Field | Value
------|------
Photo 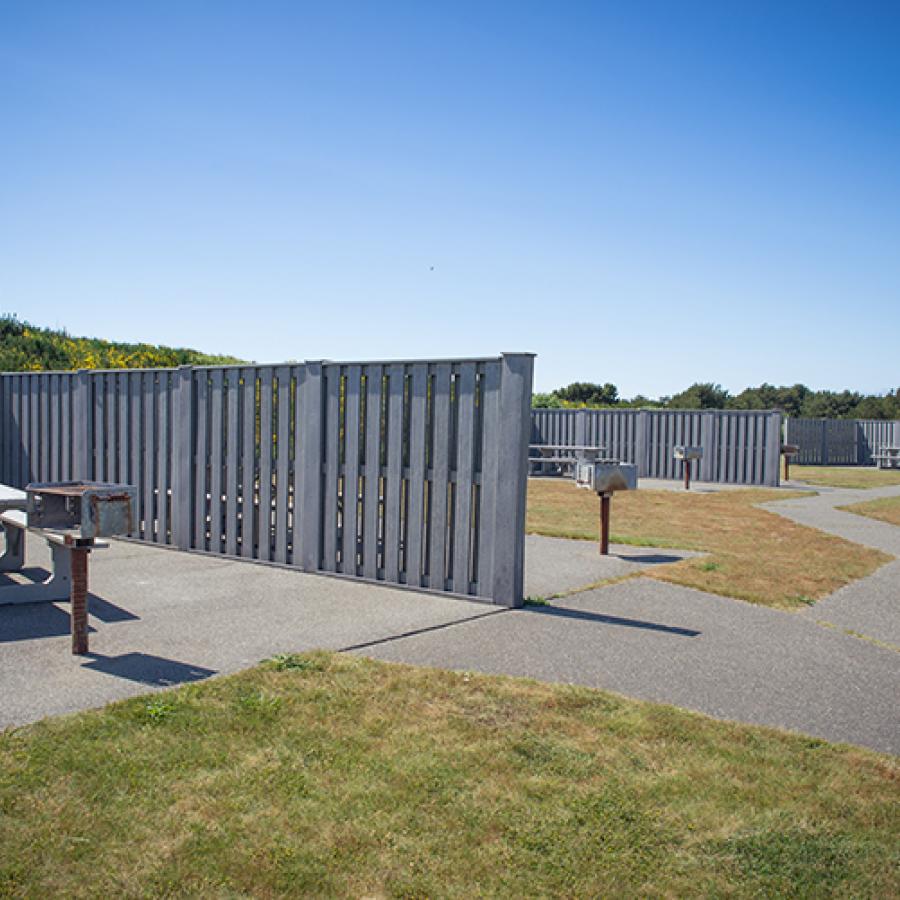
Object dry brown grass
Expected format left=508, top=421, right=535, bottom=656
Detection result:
left=527, top=479, right=891, bottom=609
left=791, top=465, right=900, bottom=489
left=840, top=495, right=900, bottom=527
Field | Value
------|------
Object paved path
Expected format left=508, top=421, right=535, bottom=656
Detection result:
left=358, top=577, right=900, bottom=754
left=763, top=484, right=900, bottom=646
left=2, top=488, right=898, bottom=755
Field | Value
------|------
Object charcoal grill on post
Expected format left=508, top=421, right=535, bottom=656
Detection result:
left=26, top=481, right=137, bottom=654
left=575, top=461, right=638, bottom=554
left=673, top=446, right=703, bottom=490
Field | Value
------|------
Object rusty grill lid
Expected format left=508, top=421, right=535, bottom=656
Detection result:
left=25, top=481, right=131, bottom=498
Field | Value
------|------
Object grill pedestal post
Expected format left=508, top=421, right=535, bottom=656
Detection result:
left=599, top=493, right=611, bottom=556
left=70, top=545, right=90, bottom=655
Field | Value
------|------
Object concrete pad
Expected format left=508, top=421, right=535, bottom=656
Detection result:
left=0, top=535, right=494, bottom=730
left=524, top=534, right=699, bottom=599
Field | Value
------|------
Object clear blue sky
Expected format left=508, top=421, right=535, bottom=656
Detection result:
left=1, top=1, right=897, bottom=395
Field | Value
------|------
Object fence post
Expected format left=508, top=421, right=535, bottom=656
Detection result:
left=172, top=365, right=195, bottom=550
left=296, top=361, right=325, bottom=572
left=575, top=409, right=586, bottom=447
left=73, top=370, right=91, bottom=480
left=635, top=410, right=649, bottom=476
left=490, top=352, right=534, bottom=607
left=701, top=411, right=716, bottom=482
left=763, top=411, right=782, bottom=486
left=820, top=420, right=828, bottom=466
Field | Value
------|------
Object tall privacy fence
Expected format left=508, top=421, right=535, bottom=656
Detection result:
left=531, top=408, right=782, bottom=486
left=784, top=418, right=900, bottom=466
left=0, top=354, right=534, bottom=606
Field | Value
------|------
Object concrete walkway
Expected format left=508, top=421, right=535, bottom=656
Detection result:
left=1, top=487, right=898, bottom=754
left=763, top=484, right=900, bottom=646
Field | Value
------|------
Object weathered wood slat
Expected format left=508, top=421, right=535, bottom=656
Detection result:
left=322, top=365, right=341, bottom=572
left=405, top=365, right=427, bottom=586
left=428, top=364, right=452, bottom=591
left=258, top=367, right=274, bottom=562
left=362, top=364, right=382, bottom=580
left=342, top=365, right=362, bottom=576
left=194, top=371, right=210, bottom=550
left=383, top=364, right=404, bottom=583
left=274, top=366, right=291, bottom=564
left=209, top=369, right=225, bottom=553
left=225, top=369, right=240, bottom=556
left=241, top=368, right=257, bottom=558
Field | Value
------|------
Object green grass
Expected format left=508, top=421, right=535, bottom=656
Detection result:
left=790, top=465, right=900, bottom=489
left=1, top=652, right=898, bottom=897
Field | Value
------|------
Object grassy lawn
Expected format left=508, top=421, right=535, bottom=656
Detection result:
left=840, top=495, right=900, bottom=527
left=527, top=480, right=891, bottom=609
left=790, top=465, right=900, bottom=489
left=1, top=653, right=898, bottom=898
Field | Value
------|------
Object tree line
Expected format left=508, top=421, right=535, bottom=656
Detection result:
left=533, top=381, right=900, bottom=420
left=0, top=315, right=241, bottom=372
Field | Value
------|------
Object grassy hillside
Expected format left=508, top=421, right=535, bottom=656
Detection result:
left=0, top=315, right=243, bottom=371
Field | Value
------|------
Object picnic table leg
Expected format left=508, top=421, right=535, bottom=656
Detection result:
left=599, top=493, right=611, bottom=555
left=70, top=546, right=90, bottom=655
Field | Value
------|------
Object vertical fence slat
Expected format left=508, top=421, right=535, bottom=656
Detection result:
left=406, top=365, right=428, bottom=587
left=428, top=364, right=451, bottom=591
left=258, top=367, right=274, bottom=562
left=362, top=364, right=382, bottom=580
left=321, top=365, right=341, bottom=572
left=383, top=364, right=404, bottom=584
left=241, top=368, right=257, bottom=558
left=342, top=365, right=362, bottom=576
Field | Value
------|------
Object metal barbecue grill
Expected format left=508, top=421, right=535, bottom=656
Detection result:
left=26, top=481, right=137, bottom=541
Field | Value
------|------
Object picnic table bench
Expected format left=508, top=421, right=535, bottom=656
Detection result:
left=872, top=447, right=900, bottom=469
left=0, top=484, right=109, bottom=605
left=1, top=482, right=116, bottom=654
left=529, top=444, right=607, bottom=475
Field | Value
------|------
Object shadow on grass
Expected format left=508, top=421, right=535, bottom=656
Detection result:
left=615, top=553, right=686, bottom=565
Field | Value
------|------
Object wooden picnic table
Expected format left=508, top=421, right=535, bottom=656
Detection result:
left=528, top=444, right=608, bottom=475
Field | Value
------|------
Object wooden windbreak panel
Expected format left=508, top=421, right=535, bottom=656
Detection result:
left=0, top=355, right=534, bottom=605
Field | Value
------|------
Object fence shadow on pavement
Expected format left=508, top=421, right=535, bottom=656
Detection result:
left=81, top=652, right=217, bottom=687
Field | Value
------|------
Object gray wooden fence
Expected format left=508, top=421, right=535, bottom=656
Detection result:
left=0, top=354, right=534, bottom=606
left=785, top=418, right=900, bottom=466
left=531, top=408, right=782, bottom=486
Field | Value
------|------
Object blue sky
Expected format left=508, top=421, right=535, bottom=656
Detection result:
left=1, top=1, right=897, bottom=395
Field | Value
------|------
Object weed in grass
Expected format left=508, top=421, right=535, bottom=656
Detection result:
left=524, top=596, right=549, bottom=606
left=142, top=695, right=179, bottom=724
left=698, top=561, right=720, bottom=572
left=237, top=690, right=282, bottom=716
left=266, top=652, right=330, bottom=673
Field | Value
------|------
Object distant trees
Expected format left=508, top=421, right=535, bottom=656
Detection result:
left=534, top=378, right=900, bottom=420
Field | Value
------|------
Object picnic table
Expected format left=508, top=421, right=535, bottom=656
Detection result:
left=0, top=482, right=110, bottom=654
left=529, top=444, right=607, bottom=475
left=873, top=447, right=900, bottom=469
